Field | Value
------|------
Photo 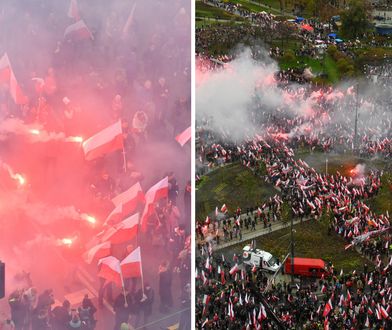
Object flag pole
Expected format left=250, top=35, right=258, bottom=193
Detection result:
left=122, top=145, right=127, bottom=173
left=119, top=267, right=128, bottom=307
left=140, top=247, right=145, bottom=297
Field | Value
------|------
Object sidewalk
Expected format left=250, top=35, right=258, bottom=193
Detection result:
left=214, top=216, right=311, bottom=251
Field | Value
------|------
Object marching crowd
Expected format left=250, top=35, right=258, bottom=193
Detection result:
left=196, top=133, right=391, bottom=329
left=196, top=54, right=391, bottom=328
left=1, top=0, right=191, bottom=329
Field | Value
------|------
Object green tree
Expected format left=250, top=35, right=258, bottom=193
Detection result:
left=340, top=0, right=370, bottom=39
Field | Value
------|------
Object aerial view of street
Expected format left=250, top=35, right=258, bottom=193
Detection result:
left=195, top=0, right=391, bottom=329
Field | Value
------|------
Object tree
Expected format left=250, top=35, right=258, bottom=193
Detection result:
left=340, top=0, right=370, bottom=39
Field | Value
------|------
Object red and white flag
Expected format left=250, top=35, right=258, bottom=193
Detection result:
left=221, top=204, right=227, bottom=213
left=67, top=0, right=80, bottom=20
left=97, top=256, right=121, bottom=286
left=82, top=120, right=123, bottom=161
left=380, top=305, right=389, bottom=319
left=175, top=126, right=191, bottom=147
left=229, top=264, right=239, bottom=275
left=83, top=241, right=111, bottom=264
left=64, top=19, right=93, bottom=40
left=323, top=299, right=333, bottom=317
left=120, top=246, right=142, bottom=278
left=0, top=53, right=28, bottom=104
left=105, top=182, right=145, bottom=225
left=203, top=294, right=211, bottom=306
left=258, top=303, right=267, bottom=321
left=364, top=315, right=370, bottom=327
left=140, top=177, right=168, bottom=230
left=101, top=213, right=139, bottom=244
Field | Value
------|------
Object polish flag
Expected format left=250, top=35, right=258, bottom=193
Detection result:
left=105, top=182, right=145, bottom=225
left=0, top=53, right=28, bottom=104
left=97, top=256, right=121, bottom=286
left=376, top=307, right=382, bottom=320
left=101, top=213, right=139, bottom=244
left=82, top=120, right=123, bottom=161
left=140, top=177, right=168, bottom=230
left=83, top=241, right=111, bottom=264
left=229, top=264, right=239, bottom=275
left=175, top=126, right=191, bottom=147
left=202, top=294, right=211, bottom=306
left=323, top=299, right=333, bottom=317
left=364, top=315, right=370, bottom=327
left=67, top=0, right=80, bottom=20
left=221, top=204, right=227, bottom=213
left=120, top=246, right=142, bottom=278
left=380, top=305, right=389, bottom=319
left=64, top=19, right=93, bottom=40
left=258, top=303, right=267, bottom=321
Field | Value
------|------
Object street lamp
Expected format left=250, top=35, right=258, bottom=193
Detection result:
left=325, top=157, right=328, bottom=175
left=353, top=83, right=359, bottom=153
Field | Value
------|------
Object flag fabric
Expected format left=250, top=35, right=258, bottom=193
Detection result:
left=203, top=294, right=211, bottom=306
left=97, top=256, right=121, bottom=286
left=64, top=19, right=93, bottom=40
left=105, top=182, right=145, bottom=225
left=101, top=213, right=139, bottom=244
left=83, top=241, right=111, bottom=264
left=221, top=204, right=227, bottom=213
left=258, top=303, right=267, bottom=321
left=323, top=299, right=333, bottom=317
left=122, top=3, right=137, bottom=38
left=0, top=53, right=28, bottom=104
left=380, top=305, right=389, bottom=319
left=67, top=0, right=80, bottom=20
left=120, top=246, right=142, bottom=278
left=140, top=177, right=169, bottom=231
left=82, top=120, right=123, bottom=161
left=229, top=264, right=239, bottom=275
left=175, top=126, right=191, bottom=147
left=364, top=315, right=369, bottom=327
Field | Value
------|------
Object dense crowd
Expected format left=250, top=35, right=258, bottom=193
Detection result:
left=1, top=0, right=190, bottom=329
left=196, top=245, right=392, bottom=329
left=196, top=135, right=391, bottom=329
left=196, top=51, right=391, bottom=329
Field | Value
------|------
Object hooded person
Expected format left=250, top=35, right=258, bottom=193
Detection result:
left=133, top=283, right=154, bottom=329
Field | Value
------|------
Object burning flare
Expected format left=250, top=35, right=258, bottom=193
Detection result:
left=81, top=213, right=96, bottom=224
left=30, top=129, right=40, bottom=135
left=1, top=162, right=26, bottom=186
left=61, top=238, right=73, bottom=246
left=66, top=136, right=83, bottom=143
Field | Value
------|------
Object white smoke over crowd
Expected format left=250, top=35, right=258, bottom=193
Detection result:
left=197, top=49, right=392, bottom=142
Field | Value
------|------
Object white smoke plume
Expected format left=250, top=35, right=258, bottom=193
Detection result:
left=0, top=117, right=82, bottom=143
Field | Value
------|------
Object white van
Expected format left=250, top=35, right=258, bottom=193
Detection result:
left=242, top=245, right=280, bottom=272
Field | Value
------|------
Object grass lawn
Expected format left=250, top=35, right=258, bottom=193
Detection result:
left=278, top=56, right=324, bottom=74
left=196, top=162, right=275, bottom=220
left=323, top=55, right=339, bottom=84
left=232, top=218, right=370, bottom=272
left=368, top=172, right=392, bottom=215
left=196, top=1, right=243, bottom=21
left=294, top=151, right=387, bottom=175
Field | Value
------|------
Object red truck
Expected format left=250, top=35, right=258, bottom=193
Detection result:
left=284, top=257, right=328, bottom=278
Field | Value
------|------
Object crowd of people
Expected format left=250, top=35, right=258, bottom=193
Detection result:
left=196, top=44, right=391, bottom=328
left=196, top=133, right=391, bottom=329
left=0, top=0, right=191, bottom=329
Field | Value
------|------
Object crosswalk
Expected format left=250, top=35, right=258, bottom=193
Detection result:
left=76, top=266, right=114, bottom=313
